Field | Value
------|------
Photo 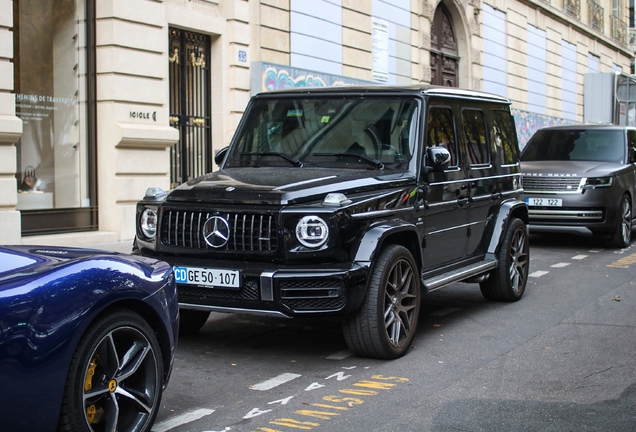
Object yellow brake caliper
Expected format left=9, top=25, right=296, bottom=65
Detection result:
left=84, top=356, right=98, bottom=423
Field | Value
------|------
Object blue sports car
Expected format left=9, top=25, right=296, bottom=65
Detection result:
left=0, top=245, right=178, bottom=432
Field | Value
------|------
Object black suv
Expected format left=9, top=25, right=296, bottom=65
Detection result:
left=521, top=125, right=636, bottom=248
left=135, top=85, right=529, bottom=359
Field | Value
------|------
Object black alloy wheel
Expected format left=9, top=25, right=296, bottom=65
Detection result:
left=342, top=244, right=420, bottom=359
left=609, top=194, right=632, bottom=248
left=480, top=217, right=529, bottom=302
left=178, top=309, right=211, bottom=336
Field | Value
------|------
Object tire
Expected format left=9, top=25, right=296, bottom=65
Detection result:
left=342, top=245, right=420, bottom=359
left=58, top=309, right=163, bottom=432
left=178, top=309, right=210, bottom=336
left=480, top=217, right=529, bottom=302
left=609, top=194, right=632, bottom=248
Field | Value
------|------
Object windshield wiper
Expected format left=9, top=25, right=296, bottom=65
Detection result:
left=240, top=152, right=303, bottom=167
left=312, top=152, right=384, bottom=169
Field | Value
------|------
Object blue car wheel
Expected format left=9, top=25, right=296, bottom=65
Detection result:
left=58, top=309, right=163, bottom=432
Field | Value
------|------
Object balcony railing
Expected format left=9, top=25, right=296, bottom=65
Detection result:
left=565, top=0, right=580, bottom=20
left=612, top=16, right=628, bottom=45
left=587, top=0, right=604, bottom=32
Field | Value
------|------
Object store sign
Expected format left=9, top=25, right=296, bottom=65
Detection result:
left=130, top=111, right=157, bottom=121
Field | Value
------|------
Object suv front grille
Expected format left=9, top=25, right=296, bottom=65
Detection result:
left=523, top=176, right=583, bottom=193
left=161, top=209, right=278, bottom=251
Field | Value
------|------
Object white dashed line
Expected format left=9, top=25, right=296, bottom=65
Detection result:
left=326, top=350, right=353, bottom=360
left=430, top=307, right=461, bottom=316
left=152, top=408, right=215, bottom=432
left=572, top=255, right=588, bottom=260
left=250, top=373, right=302, bottom=391
left=551, top=262, right=571, bottom=268
left=529, top=271, right=549, bottom=278
left=589, top=249, right=603, bottom=253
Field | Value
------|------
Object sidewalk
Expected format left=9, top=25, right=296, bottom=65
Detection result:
left=92, top=241, right=134, bottom=254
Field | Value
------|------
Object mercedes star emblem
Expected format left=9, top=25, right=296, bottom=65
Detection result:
left=202, top=216, right=230, bottom=248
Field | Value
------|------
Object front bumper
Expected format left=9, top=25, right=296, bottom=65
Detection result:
left=524, top=188, right=620, bottom=235
left=153, top=256, right=370, bottom=318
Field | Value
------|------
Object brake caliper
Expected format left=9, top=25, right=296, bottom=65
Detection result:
left=84, top=356, right=98, bottom=391
left=86, top=405, right=96, bottom=424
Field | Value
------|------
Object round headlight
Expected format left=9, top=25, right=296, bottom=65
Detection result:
left=140, top=208, right=158, bottom=239
left=295, top=216, right=329, bottom=248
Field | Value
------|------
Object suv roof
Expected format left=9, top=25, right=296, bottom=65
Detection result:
left=536, top=124, right=636, bottom=132
left=255, top=84, right=512, bottom=105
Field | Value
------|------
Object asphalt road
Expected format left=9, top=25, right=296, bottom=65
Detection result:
left=150, top=233, right=636, bottom=432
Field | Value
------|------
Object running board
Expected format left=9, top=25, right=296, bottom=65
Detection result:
left=423, top=259, right=497, bottom=292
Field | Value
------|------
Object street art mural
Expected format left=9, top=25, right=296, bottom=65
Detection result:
left=252, top=62, right=370, bottom=96
left=512, top=108, right=578, bottom=149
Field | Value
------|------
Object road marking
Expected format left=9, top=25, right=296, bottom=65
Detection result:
left=430, top=307, right=460, bottom=316
left=529, top=271, right=549, bottom=278
left=572, top=255, right=588, bottom=260
left=551, top=262, right=571, bottom=268
left=251, top=373, right=302, bottom=391
left=326, top=350, right=353, bottom=360
left=152, top=408, right=215, bottom=432
left=607, top=252, right=636, bottom=268
left=589, top=249, right=603, bottom=253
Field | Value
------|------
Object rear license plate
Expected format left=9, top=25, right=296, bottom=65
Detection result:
left=174, top=266, right=241, bottom=289
left=526, top=197, right=562, bottom=207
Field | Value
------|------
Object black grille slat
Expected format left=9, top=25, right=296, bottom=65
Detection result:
left=161, top=209, right=278, bottom=252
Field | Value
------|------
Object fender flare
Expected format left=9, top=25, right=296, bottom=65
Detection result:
left=353, top=220, right=421, bottom=266
left=486, top=199, right=529, bottom=255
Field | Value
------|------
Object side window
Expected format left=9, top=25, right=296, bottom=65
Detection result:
left=462, top=109, right=490, bottom=166
left=491, top=110, right=519, bottom=165
left=427, top=106, right=458, bottom=167
left=628, top=130, right=636, bottom=163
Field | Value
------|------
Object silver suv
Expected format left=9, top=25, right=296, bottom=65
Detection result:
left=520, top=124, right=636, bottom=248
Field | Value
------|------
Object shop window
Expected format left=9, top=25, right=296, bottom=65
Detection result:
left=13, top=0, right=96, bottom=234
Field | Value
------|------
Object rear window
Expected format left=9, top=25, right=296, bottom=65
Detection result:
left=521, top=129, right=625, bottom=163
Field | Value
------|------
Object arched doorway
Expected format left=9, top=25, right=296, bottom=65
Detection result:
left=430, top=3, right=459, bottom=87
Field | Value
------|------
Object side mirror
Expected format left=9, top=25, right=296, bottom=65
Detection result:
left=214, top=146, right=229, bottom=166
left=426, top=146, right=451, bottom=171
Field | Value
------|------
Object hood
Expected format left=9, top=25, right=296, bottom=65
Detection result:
left=520, top=160, right=625, bottom=178
left=0, top=246, right=169, bottom=287
left=166, top=167, right=417, bottom=205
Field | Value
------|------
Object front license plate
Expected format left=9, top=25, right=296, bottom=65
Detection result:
left=526, top=197, right=562, bottom=207
left=174, top=266, right=241, bottom=289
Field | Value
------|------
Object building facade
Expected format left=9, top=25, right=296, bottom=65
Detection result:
left=0, top=0, right=633, bottom=246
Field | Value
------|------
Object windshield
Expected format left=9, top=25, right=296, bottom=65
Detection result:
left=521, top=129, right=625, bottom=163
left=225, top=97, right=418, bottom=170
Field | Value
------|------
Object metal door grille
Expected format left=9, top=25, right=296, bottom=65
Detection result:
left=168, top=28, right=211, bottom=187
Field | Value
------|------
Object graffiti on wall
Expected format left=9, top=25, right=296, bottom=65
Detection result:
left=512, top=108, right=579, bottom=149
left=252, top=62, right=370, bottom=96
